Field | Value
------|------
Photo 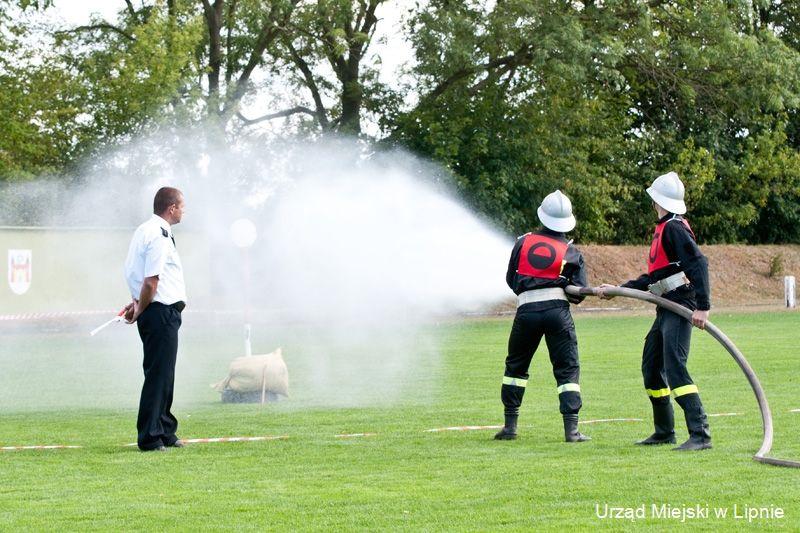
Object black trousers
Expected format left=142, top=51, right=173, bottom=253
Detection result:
left=136, top=302, right=182, bottom=450
left=641, top=307, right=709, bottom=438
left=642, top=308, right=696, bottom=398
left=501, top=302, right=582, bottom=416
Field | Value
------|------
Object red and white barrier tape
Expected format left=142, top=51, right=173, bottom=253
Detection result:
left=123, top=435, right=288, bottom=446
left=1, top=445, right=82, bottom=451
left=578, top=418, right=643, bottom=425
left=11, top=412, right=795, bottom=451
left=0, top=308, right=256, bottom=322
left=0, top=310, right=113, bottom=321
left=424, top=425, right=503, bottom=432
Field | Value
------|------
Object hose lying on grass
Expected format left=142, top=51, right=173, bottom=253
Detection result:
left=565, top=285, right=800, bottom=469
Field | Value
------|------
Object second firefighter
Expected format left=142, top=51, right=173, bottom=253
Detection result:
left=598, top=171, right=712, bottom=451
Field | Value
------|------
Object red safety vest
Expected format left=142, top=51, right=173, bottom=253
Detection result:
left=517, top=233, right=568, bottom=279
left=648, top=217, right=695, bottom=274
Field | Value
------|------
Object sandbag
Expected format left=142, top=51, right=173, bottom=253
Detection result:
left=212, top=347, right=289, bottom=398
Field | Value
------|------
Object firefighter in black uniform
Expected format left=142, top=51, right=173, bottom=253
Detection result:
left=495, top=190, right=590, bottom=442
left=598, top=171, right=712, bottom=451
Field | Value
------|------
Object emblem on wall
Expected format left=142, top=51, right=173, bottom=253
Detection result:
left=8, top=249, right=32, bottom=295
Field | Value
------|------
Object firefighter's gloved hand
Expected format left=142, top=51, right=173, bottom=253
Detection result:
left=692, top=309, right=709, bottom=330
left=596, top=284, right=617, bottom=300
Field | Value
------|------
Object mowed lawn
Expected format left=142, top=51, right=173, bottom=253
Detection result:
left=1, top=310, right=798, bottom=531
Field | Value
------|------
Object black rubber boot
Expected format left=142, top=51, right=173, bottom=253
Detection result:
left=674, top=395, right=712, bottom=451
left=563, top=414, right=591, bottom=442
left=636, top=399, right=676, bottom=445
left=494, top=414, right=518, bottom=440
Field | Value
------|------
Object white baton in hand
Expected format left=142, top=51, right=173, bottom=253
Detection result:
left=89, top=308, right=126, bottom=336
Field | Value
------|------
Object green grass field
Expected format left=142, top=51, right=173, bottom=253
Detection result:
left=1, top=310, right=799, bottom=531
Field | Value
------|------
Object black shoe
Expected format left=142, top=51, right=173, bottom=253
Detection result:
left=673, top=437, right=712, bottom=451
left=166, top=439, right=185, bottom=448
left=563, top=414, right=591, bottom=442
left=566, top=432, right=591, bottom=443
left=494, top=427, right=517, bottom=440
left=635, top=433, right=677, bottom=446
left=141, top=445, right=167, bottom=452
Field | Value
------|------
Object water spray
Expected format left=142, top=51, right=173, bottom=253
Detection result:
left=2, top=134, right=510, bottom=410
left=230, top=218, right=257, bottom=357
left=566, top=285, right=800, bottom=468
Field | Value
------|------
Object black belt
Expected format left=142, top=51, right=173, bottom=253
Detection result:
left=153, top=301, right=185, bottom=313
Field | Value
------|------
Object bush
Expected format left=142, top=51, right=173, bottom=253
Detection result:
left=769, top=253, right=784, bottom=278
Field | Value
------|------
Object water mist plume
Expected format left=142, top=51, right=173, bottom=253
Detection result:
left=0, top=132, right=514, bottom=409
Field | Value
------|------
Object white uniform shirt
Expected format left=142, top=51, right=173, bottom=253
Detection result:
left=124, top=214, right=187, bottom=305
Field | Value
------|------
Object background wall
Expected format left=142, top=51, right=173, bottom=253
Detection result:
left=0, top=227, right=212, bottom=314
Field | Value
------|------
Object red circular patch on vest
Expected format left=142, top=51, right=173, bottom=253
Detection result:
left=528, top=242, right=557, bottom=269
left=517, top=234, right=568, bottom=279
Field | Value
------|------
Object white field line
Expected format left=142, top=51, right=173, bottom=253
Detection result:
left=790, top=409, right=800, bottom=413
left=123, top=435, right=289, bottom=446
left=578, top=418, right=643, bottom=425
left=1, top=445, right=82, bottom=451
left=425, top=418, right=650, bottom=432
left=425, top=425, right=503, bottom=432
left=9, top=411, right=779, bottom=451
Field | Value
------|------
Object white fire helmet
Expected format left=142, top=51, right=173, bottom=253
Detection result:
left=537, top=190, right=576, bottom=233
left=647, top=171, right=686, bottom=214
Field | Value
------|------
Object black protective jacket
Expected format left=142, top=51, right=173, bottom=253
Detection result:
left=506, top=228, right=588, bottom=307
left=621, top=214, right=711, bottom=311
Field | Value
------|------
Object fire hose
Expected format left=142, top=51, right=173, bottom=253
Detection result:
left=565, top=285, right=800, bottom=468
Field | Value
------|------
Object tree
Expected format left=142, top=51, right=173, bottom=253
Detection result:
left=54, top=2, right=204, bottom=142
left=52, top=0, right=391, bottom=136
left=5, top=0, right=800, bottom=243
left=0, top=2, right=89, bottom=180
left=391, top=0, right=633, bottom=241
left=611, top=0, right=800, bottom=243
left=257, top=0, right=387, bottom=135
left=392, top=0, right=800, bottom=243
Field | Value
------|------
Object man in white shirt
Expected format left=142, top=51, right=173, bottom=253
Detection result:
left=123, top=187, right=187, bottom=452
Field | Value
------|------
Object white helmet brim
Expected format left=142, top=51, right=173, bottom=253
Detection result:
left=647, top=187, right=686, bottom=215
left=537, top=206, right=576, bottom=232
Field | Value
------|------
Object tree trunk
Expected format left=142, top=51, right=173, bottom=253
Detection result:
left=203, top=0, right=224, bottom=116
left=339, top=72, right=362, bottom=135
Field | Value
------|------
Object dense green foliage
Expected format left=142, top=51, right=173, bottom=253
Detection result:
left=2, top=1, right=800, bottom=243
left=1, top=312, right=799, bottom=529
left=393, top=0, right=800, bottom=243
left=0, top=5, right=86, bottom=179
